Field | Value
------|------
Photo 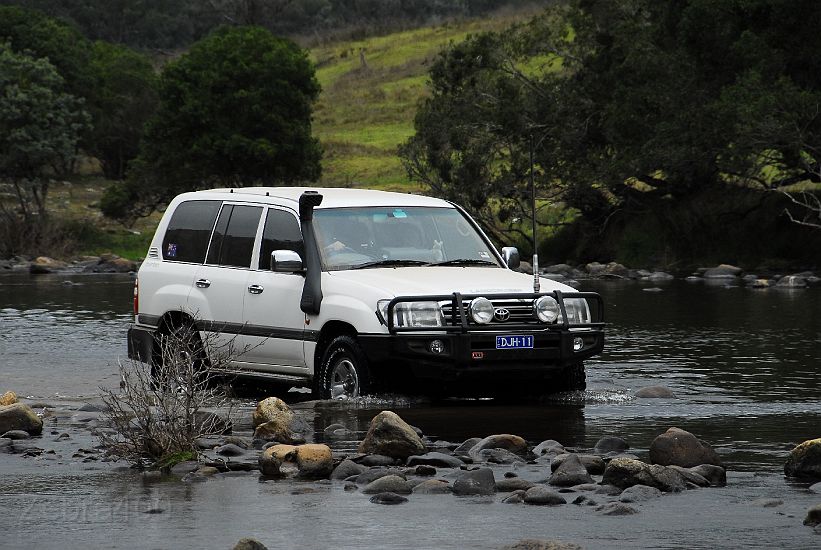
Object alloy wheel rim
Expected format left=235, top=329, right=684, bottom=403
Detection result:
left=330, top=358, right=359, bottom=399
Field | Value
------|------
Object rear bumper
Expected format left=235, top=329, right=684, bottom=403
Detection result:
left=358, top=329, right=604, bottom=384
left=127, top=324, right=155, bottom=364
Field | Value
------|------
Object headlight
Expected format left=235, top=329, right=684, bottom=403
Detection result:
left=377, top=300, right=444, bottom=328
left=561, top=297, right=591, bottom=325
left=534, top=296, right=560, bottom=323
left=469, top=297, right=494, bottom=324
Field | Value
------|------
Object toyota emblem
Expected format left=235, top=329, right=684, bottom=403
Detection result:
left=494, top=308, right=510, bottom=322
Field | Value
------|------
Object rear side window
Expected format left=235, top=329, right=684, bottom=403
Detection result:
left=206, top=204, right=263, bottom=268
left=258, top=208, right=303, bottom=270
left=162, top=200, right=221, bottom=263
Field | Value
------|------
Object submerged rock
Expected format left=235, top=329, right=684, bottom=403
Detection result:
left=635, top=386, right=676, bottom=398
left=369, top=492, right=408, bottom=505
left=596, top=502, right=639, bottom=516
left=649, top=427, right=723, bottom=468
left=0, top=403, right=43, bottom=436
left=496, top=478, right=536, bottom=492
left=690, top=465, right=723, bottom=487
left=412, top=479, right=452, bottom=494
left=702, top=264, right=742, bottom=279
left=619, top=485, right=663, bottom=502
left=453, top=468, right=497, bottom=496
left=502, top=540, right=582, bottom=550
left=785, top=438, right=821, bottom=480
left=593, top=435, right=630, bottom=455
left=358, top=411, right=426, bottom=459
left=523, top=486, right=566, bottom=505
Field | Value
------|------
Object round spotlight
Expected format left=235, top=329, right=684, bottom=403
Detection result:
left=429, top=339, right=446, bottom=354
left=534, top=296, right=560, bottom=323
left=470, top=297, right=494, bottom=324
left=573, top=337, right=584, bottom=351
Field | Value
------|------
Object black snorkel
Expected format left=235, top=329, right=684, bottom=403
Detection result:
left=299, top=191, right=324, bottom=315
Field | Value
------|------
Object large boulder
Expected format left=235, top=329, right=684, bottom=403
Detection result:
left=0, top=403, right=43, bottom=436
left=0, top=391, right=17, bottom=406
left=453, top=468, right=497, bottom=496
left=602, top=458, right=687, bottom=492
left=649, top=427, right=723, bottom=468
left=468, top=434, right=527, bottom=461
left=358, top=411, right=425, bottom=459
left=548, top=454, right=594, bottom=487
left=785, top=438, right=821, bottom=480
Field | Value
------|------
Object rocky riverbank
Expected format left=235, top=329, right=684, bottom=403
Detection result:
left=525, top=261, right=819, bottom=290
left=0, top=254, right=138, bottom=275
left=2, top=393, right=819, bottom=548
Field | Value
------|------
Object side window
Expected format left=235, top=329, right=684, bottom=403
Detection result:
left=162, top=200, right=221, bottom=263
left=206, top=204, right=263, bottom=268
left=258, top=208, right=304, bottom=270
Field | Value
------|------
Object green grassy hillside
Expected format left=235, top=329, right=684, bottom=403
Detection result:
left=310, top=8, right=538, bottom=192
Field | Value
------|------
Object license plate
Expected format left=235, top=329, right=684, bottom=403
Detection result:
left=495, top=335, right=534, bottom=349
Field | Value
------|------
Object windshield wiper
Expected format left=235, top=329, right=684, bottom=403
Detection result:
left=428, top=258, right=497, bottom=267
left=351, top=259, right=430, bottom=270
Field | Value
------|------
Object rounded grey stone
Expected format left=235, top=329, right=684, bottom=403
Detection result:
left=523, top=486, right=566, bottom=505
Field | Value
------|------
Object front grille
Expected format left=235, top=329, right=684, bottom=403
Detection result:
left=441, top=298, right=539, bottom=326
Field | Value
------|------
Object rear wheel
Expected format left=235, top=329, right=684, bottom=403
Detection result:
left=552, top=363, right=586, bottom=393
left=152, top=319, right=207, bottom=389
left=316, top=335, right=370, bottom=400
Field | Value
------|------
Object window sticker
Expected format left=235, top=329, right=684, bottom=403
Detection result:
left=166, top=243, right=178, bottom=258
left=392, top=209, right=407, bottom=218
left=479, top=251, right=490, bottom=259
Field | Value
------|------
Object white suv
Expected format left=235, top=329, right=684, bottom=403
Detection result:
left=128, top=187, right=604, bottom=398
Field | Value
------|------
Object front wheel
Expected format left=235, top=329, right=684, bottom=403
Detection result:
left=552, top=363, right=586, bottom=393
left=316, top=335, right=370, bottom=400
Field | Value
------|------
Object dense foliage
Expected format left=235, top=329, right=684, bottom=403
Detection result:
left=0, top=44, right=89, bottom=220
left=402, top=0, right=821, bottom=262
left=0, top=0, right=535, bottom=49
left=102, top=26, right=322, bottom=221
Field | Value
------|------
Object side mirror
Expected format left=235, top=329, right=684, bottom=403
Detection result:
left=271, top=250, right=303, bottom=273
left=501, top=247, right=520, bottom=270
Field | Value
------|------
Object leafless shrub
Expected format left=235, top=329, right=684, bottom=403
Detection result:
left=99, top=323, right=242, bottom=466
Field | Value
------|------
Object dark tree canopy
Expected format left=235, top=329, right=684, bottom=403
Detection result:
left=103, top=26, right=322, bottom=221
left=402, top=0, right=821, bottom=259
left=86, top=41, right=158, bottom=180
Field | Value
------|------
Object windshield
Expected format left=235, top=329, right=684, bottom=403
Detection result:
left=313, top=206, right=501, bottom=271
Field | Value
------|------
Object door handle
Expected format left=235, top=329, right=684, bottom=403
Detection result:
left=248, top=284, right=264, bottom=295
left=195, top=278, right=211, bottom=288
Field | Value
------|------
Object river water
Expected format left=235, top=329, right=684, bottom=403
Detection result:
left=1, top=272, right=820, bottom=549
